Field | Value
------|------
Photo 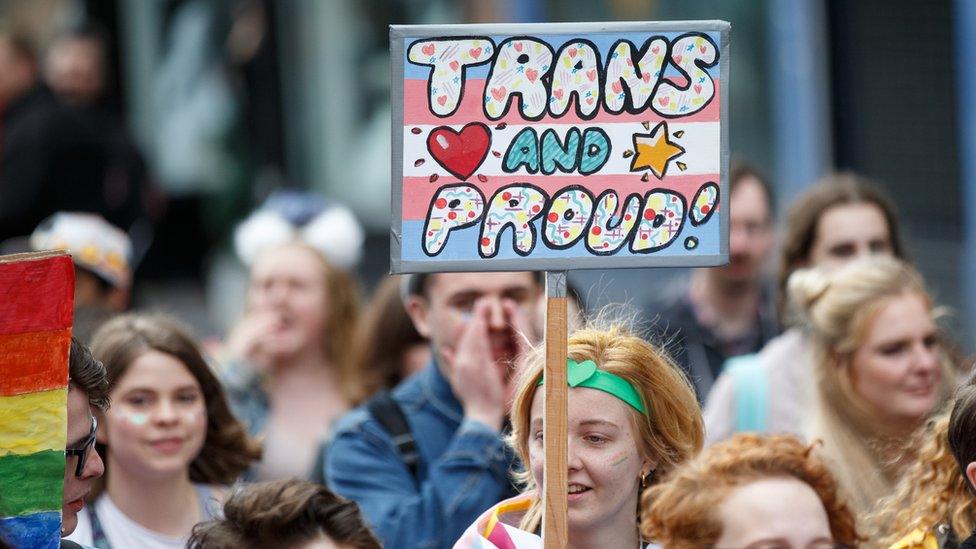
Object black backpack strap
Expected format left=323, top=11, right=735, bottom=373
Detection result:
left=366, top=391, right=420, bottom=482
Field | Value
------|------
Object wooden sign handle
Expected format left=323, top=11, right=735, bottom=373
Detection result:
left=542, top=271, right=568, bottom=548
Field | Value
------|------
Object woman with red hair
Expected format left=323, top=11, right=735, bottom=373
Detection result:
left=643, top=433, right=860, bottom=548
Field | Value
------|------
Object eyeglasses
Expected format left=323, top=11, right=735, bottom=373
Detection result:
left=65, top=415, right=97, bottom=477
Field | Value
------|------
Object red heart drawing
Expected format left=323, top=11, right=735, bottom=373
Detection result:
left=514, top=42, right=524, bottom=52
left=586, top=69, right=596, bottom=81
left=568, top=48, right=577, bottom=58
left=651, top=45, right=660, bottom=55
left=436, top=95, right=448, bottom=106
left=674, top=54, right=683, bottom=65
left=658, top=96, right=670, bottom=106
left=642, top=73, right=651, bottom=83
left=611, top=81, right=623, bottom=94
left=422, top=43, right=435, bottom=56
left=700, top=45, right=707, bottom=54
left=526, top=68, right=539, bottom=82
left=449, top=60, right=460, bottom=72
left=426, top=123, right=492, bottom=181
left=694, top=83, right=702, bottom=94
left=553, top=88, right=564, bottom=100
left=470, top=47, right=482, bottom=59
left=491, top=86, right=507, bottom=102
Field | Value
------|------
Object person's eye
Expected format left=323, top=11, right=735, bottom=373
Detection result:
left=869, top=239, right=891, bottom=253
left=177, top=392, right=200, bottom=404
left=584, top=434, right=607, bottom=445
left=127, top=395, right=150, bottom=406
left=879, top=342, right=907, bottom=356
left=532, top=430, right=543, bottom=442
left=452, top=299, right=476, bottom=312
left=828, top=244, right=856, bottom=258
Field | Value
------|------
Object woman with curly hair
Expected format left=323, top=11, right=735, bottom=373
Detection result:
left=188, top=479, right=380, bottom=548
left=642, top=433, right=860, bottom=548
left=455, top=323, right=704, bottom=548
left=874, top=416, right=976, bottom=547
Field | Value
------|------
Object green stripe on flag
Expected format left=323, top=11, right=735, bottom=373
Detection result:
left=0, top=450, right=64, bottom=516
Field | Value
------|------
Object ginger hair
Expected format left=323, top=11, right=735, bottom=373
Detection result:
left=873, top=414, right=976, bottom=546
left=509, top=323, right=704, bottom=531
left=642, top=433, right=861, bottom=548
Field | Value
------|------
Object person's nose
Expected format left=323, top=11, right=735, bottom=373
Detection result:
left=567, top=439, right=583, bottom=472
left=83, top=446, right=105, bottom=480
left=913, top=343, right=940, bottom=377
left=485, top=297, right=506, bottom=330
left=154, top=399, right=179, bottom=424
left=729, top=222, right=748, bottom=254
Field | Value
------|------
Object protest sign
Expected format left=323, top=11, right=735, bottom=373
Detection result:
left=391, top=21, right=729, bottom=273
left=0, top=251, right=74, bottom=549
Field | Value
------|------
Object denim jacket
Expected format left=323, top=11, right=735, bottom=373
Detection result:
left=324, top=360, right=519, bottom=549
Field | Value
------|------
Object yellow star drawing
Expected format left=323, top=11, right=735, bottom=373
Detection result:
left=630, top=122, right=685, bottom=179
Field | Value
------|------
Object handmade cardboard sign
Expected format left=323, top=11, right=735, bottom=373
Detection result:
left=391, top=21, right=730, bottom=273
left=0, top=251, right=74, bottom=549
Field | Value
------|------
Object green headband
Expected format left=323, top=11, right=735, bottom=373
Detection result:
left=537, top=359, right=647, bottom=415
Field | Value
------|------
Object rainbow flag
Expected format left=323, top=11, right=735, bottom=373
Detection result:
left=0, top=252, right=74, bottom=549
left=453, top=493, right=541, bottom=549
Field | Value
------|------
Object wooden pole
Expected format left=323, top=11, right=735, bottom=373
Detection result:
left=542, top=271, right=568, bottom=548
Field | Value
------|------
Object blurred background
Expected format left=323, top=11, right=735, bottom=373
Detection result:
left=0, top=0, right=972, bottom=351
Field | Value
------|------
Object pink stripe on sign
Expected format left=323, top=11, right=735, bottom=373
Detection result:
left=403, top=78, right=721, bottom=126
left=401, top=173, right=720, bottom=220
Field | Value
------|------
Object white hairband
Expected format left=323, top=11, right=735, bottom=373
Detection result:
left=233, top=205, right=364, bottom=270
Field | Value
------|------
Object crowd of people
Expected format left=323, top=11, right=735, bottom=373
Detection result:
left=2, top=20, right=976, bottom=549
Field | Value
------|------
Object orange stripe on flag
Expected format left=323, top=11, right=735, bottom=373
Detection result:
left=0, top=329, right=70, bottom=396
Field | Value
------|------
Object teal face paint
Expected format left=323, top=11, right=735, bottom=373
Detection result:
left=119, top=410, right=148, bottom=426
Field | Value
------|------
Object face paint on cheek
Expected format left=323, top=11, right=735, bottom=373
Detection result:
left=608, top=451, right=629, bottom=467
left=182, top=410, right=204, bottom=424
left=117, top=410, right=148, bottom=426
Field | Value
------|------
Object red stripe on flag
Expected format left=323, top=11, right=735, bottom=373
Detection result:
left=0, top=255, right=74, bottom=336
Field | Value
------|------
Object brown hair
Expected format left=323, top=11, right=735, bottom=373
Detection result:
left=89, top=313, right=262, bottom=497
left=187, top=479, right=380, bottom=549
left=949, top=372, right=976, bottom=490
left=730, top=158, right=774, bottom=216
left=777, top=171, right=905, bottom=319
left=642, top=434, right=860, bottom=548
left=69, top=337, right=110, bottom=410
left=874, top=413, right=976, bottom=545
left=348, top=275, right=427, bottom=404
left=509, top=323, right=704, bottom=530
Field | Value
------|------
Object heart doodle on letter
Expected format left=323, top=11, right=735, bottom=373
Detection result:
left=426, top=122, right=492, bottom=181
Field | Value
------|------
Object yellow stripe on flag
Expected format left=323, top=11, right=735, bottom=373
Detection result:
left=0, top=389, right=67, bottom=457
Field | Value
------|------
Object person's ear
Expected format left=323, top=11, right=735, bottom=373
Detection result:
left=404, top=295, right=432, bottom=339
left=641, top=457, right=658, bottom=479
left=965, top=462, right=976, bottom=493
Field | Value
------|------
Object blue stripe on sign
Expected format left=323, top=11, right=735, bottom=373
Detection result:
left=0, top=511, right=61, bottom=549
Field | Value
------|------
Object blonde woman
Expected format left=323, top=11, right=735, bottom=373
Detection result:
left=790, top=257, right=957, bottom=522
left=455, top=324, right=704, bottom=548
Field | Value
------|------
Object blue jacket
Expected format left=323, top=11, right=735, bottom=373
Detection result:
left=324, top=361, right=519, bottom=549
